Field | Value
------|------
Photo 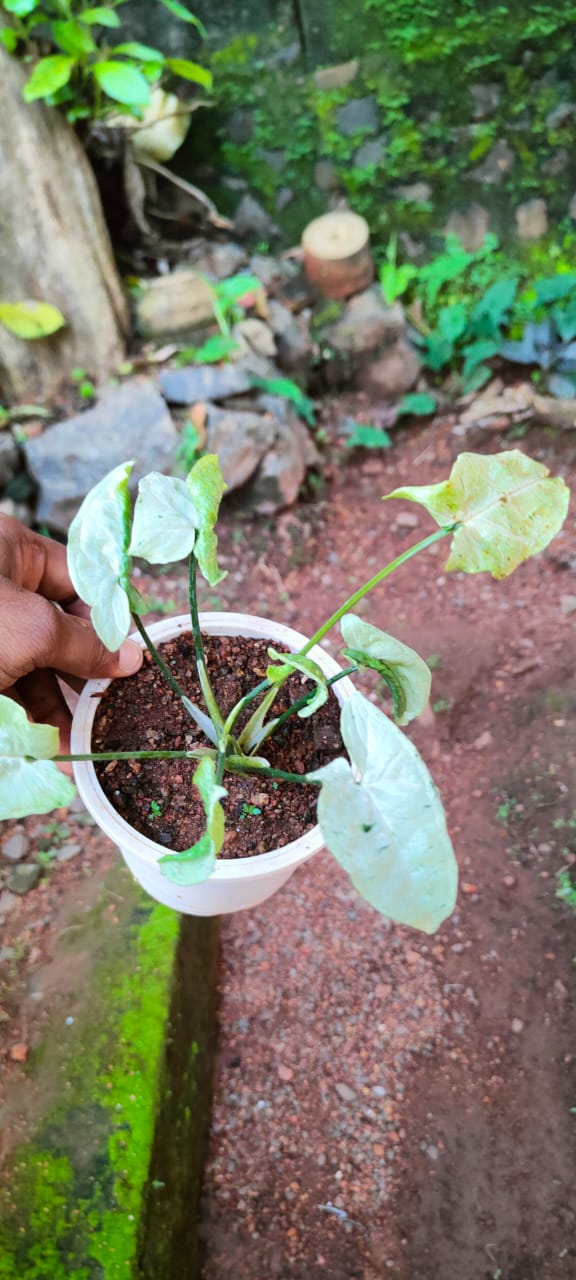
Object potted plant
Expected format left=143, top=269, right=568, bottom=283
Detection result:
left=0, top=449, right=569, bottom=933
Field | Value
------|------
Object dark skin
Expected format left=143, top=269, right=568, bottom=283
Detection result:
left=0, top=516, right=142, bottom=755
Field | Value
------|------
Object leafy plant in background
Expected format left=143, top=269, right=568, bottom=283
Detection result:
left=384, top=232, right=576, bottom=397
left=174, top=273, right=262, bottom=368
left=1, top=0, right=211, bottom=121
left=0, top=449, right=569, bottom=934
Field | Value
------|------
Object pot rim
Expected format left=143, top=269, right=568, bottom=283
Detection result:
left=71, top=611, right=355, bottom=881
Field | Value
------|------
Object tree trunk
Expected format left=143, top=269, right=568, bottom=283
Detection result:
left=0, top=42, right=129, bottom=404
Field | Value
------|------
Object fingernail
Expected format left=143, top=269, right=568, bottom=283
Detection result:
left=118, top=640, right=143, bottom=675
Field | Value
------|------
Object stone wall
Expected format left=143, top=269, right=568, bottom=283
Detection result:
left=129, top=0, right=576, bottom=255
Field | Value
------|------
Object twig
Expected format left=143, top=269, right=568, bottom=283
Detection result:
left=136, top=156, right=233, bottom=229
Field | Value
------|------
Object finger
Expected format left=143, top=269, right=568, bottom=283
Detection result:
left=0, top=515, right=79, bottom=603
left=0, top=580, right=142, bottom=689
left=16, top=670, right=72, bottom=759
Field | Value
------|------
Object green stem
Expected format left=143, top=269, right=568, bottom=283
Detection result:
left=260, top=666, right=357, bottom=739
left=188, top=557, right=225, bottom=731
left=299, top=528, right=451, bottom=655
left=226, top=757, right=319, bottom=786
left=223, top=678, right=270, bottom=736
left=131, top=612, right=217, bottom=743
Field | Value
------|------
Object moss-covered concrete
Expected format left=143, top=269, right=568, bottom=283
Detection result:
left=0, top=867, right=219, bottom=1279
left=169, top=0, right=576, bottom=251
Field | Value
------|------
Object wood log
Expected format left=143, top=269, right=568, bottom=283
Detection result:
left=302, top=210, right=374, bottom=300
left=0, top=38, right=128, bottom=404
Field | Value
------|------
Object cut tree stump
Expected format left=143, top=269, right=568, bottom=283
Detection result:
left=302, top=210, right=374, bottom=299
left=0, top=36, right=128, bottom=404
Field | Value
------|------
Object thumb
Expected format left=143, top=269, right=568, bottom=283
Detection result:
left=49, top=608, right=144, bottom=681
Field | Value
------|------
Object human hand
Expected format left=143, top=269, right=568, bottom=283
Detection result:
left=0, top=515, right=142, bottom=753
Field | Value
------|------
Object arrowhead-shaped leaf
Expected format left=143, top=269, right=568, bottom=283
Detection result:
left=129, top=473, right=197, bottom=564
left=266, top=649, right=328, bottom=718
left=385, top=450, right=570, bottom=579
left=67, top=461, right=134, bottom=652
left=185, top=454, right=227, bottom=586
left=0, top=696, right=76, bottom=819
left=341, top=614, right=431, bottom=725
left=159, top=756, right=226, bottom=885
left=310, top=691, right=457, bottom=933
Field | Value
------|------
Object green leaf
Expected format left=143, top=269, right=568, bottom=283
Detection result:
left=470, top=277, right=518, bottom=333
left=159, top=757, right=226, bottom=885
left=165, top=57, right=212, bottom=88
left=190, top=334, right=238, bottom=365
left=0, top=27, right=19, bottom=52
left=214, top=274, right=262, bottom=306
left=4, top=0, right=37, bottom=14
left=249, top=375, right=316, bottom=427
left=129, top=472, right=197, bottom=564
left=345, top=423, right=392, bottom=449
left=461, top=362, right=492, bottom=394
left=67, top=460, right=134, bottom=651
left=0, top=696, right=76, bottom=820
left=79, top=7, right=122, bottom=27
left=51, top=19, right=96, bottom=55
left=23, top=54, right=76, bottom=101
left=113, top=41, right=166, bottom=63
left=0, top=300, right=65, bottom=339
left=396, top=392, right=437, bottom=418
left=385, top=450, right=570, bottom=579
left=92, top=60, right=150, bottom=107
left=310, top=691, right=457, bottom=933
left=156, top=0, right=207, bottom=34
left=533, top=274, right=576, bottom=306
left=461, top=339, right=499, bottom=379
left=185, top=454, right=227, bottom=586
left=266, top=649, right=328, bottom=719
left=341, top=614, right=431, bottom=726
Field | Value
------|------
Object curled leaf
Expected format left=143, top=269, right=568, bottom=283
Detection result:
left=266, top=649, right=328, bottom=719
left=185, top=454, right=227, bottom=586
left=0, top=696, right=76, bottom=819
left=129, top=473, right=197, bottom=564
left=159, top=757, right=226, bottom=884
left=341, top=614, right=430, bottom=725
left=67, top=461, right=134, bottom=652
left=385, top=449, right=570, bottom=579
left=310, top=691, right=457, bottom=933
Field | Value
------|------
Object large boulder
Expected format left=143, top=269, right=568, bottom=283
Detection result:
left=24, top=380, right=177, bottom=532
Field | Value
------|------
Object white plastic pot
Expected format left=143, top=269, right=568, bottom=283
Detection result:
left=71, top=613, right=354, bottom=916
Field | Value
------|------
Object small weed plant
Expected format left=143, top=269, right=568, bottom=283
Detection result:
left=0, top=450, right=569, bottom=933
left=381, top=232, right=576, bottom=398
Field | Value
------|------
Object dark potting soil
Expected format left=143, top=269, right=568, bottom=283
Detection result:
left=92, top=633, right=344, bottom=857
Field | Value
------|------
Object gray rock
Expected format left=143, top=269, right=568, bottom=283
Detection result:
left=267, top=300, right=313, bottom=372
left=545, top=101, right=576, bottom=129
left=206, top=408, right=274, bottom=489
left=515, top=197, right=548, bottom=240
left=445, top=203, right=491, bottom=251
left=470, top=83, right=501, bottom=119
left=7, top=862, right=41, bottom=895
left=160, top=363, right=252, bottom=405
left=469, top=139, right=515, bottom=185
left=0, top=890, right=17, bottom=916
left=24, top=381, right=177, bottom=532
left=354, top=137, right=386, bottom=168
left=1, top=832, right=30, bottom=863
left=234, top=318, right=277, bottom=359
left=227, top=107, right=254, bottom=144
left=324, top=287, right=405, bottom=356
left=0, top=433, right=21, bottom=490
left=541, top=148, right=570, bottom=177
left=0, top=497, right=32, bottom=525
left=257, top=148, right=287, bottom=173
left=56, top=841, right=83, bottom=863
left=337, top=97, right=379, bottom=137
left=245, top=418, right=318, bottom=514
left=570, top=192, right=576, bottom=220
left=335, top=1082, right=356, bottom=1102
left=276, top=187, right=294, bottom=213
left=395, top=181, right=432, bottom=204
left=360, top=341, right=421, bottom=398
left=208, top=242, right=249, bottom=280
left=314, top=159, right=339, bottom=191
left=136, top=270, right=216, bottom=340
left=248, top=254, right=283, bottom=289
left=313, top=60, right=359, bottom=91
left=234, top=194, right=278, bottom=241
